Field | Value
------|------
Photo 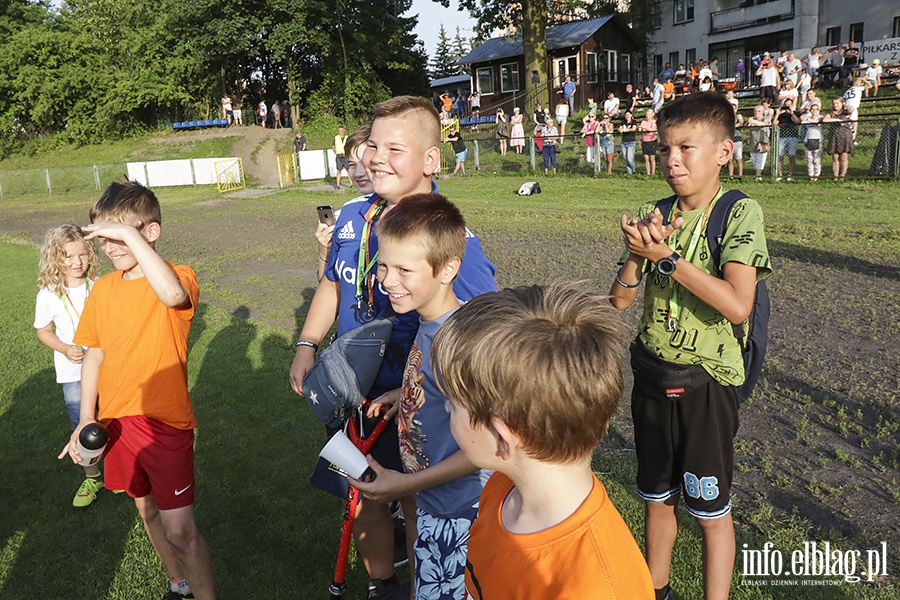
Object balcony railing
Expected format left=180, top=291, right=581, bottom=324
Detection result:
left=710, top=0, right=794, bottom=34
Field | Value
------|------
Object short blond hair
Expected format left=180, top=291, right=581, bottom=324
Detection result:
left=375, top=193, right=466, bottom=276
left=37, top=224, right=101, bottom=294
left=373, top=96, right=440, bottom=149
left=433, top=282, right=627, bottom=464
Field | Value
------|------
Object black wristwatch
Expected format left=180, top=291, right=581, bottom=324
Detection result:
left=657, top=252, right=681, bottom=276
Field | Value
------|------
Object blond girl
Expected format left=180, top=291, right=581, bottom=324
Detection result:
left=34, top=224, right=106, bottom=507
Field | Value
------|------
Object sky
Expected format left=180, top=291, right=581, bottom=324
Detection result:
left=407, top=0, right=479, bottom=60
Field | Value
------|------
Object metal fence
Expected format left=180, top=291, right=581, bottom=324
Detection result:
left=0, top=164, right=127, bottom=198
left=440, top=117, right=900, bottom=181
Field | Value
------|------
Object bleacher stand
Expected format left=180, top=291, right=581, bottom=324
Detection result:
left=172, top=119, right=230, bottom=130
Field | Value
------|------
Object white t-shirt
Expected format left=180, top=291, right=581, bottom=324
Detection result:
left=782, top=59, right=802, bottom=82
left=34, top=283, right=90, bottom=383
left=843, top=85, right=864, bottom=111
left=865, top=65, right=882, bottom=81
left=802, top=114, right=824, bottom=141
left=760, top=65, right=778, bottom=87
left=806, top=53, right=821, bottom=69
left=603, top=97, right=620, bottom=116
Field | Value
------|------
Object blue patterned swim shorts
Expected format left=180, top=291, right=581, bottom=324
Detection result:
left=414, top=504, right=478, bottom=600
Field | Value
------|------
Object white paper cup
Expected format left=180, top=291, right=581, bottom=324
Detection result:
left=319, top=431, right=376, bottom=481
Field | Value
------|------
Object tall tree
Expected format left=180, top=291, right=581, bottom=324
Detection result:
left=429, top=24, right=458, bottom=79
left=451, top=26, right=469, bottom=65
left=453, top=0, right=546, bottom=107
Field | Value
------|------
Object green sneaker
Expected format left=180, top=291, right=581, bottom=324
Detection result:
left=73, top=477, right=104, bottom=507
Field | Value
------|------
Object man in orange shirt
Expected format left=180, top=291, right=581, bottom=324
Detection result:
left=433, top=283, right=654, bottom=599
left=60, top=182, right=214, bottom=600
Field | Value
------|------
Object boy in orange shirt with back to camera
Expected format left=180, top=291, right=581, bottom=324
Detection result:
left=60, top=181, right=215, bottom=600
left=432, top=282, right=654, bottom=599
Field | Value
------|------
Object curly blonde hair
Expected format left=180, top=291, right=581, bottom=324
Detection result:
left=37, top=224, right=100, bottom=294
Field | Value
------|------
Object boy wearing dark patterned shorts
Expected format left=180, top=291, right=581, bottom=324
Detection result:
left=611, top=92, right=772, bottom=600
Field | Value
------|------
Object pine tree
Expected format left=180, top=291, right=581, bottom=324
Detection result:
left=451, top=26, right=469, bottom=66
left=429, top=24, right=459, bottom=79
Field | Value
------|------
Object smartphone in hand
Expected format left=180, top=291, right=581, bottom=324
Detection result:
left=317, top=205, right=335, bottom=227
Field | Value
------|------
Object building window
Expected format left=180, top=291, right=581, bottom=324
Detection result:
left=500, top=63, right=520, bottom=93
left=686, top=48, right=696, bottom=67
left=605, top=50, right=618, bottom=81
left=826, top=26, right=841, bottom=46
left=674, top=0, right=694, bottom=25
left=621, top=54, right=631, bottom=82
left=894, top=16, right=900, bottom=38
left=849, top=22, right=864, bottom=43
left=654, top=54, right=663, bottom=77
left=586, top=52, right=599, bottom=83
left=669, top=52, right=679, bottom=68
left=556, top=56, right=577, bottom=86
left=476, top=67, right=494, bottom=95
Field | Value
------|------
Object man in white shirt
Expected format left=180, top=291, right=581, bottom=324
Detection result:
left=651, top=78, right=665, bottom=112
left=603, top=92, right=620, bottom=119
left=782, top=53, right=802, bottom=86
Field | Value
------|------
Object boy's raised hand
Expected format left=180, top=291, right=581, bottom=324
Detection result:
left=314, top=222, right=334, bottom=257
left=348, top=455, right=414, bottom=503
left=81, top=220, right=142, bottom=243
left=620, top=208, right=683, bottom=257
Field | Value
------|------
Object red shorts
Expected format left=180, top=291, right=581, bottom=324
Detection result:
left=105, top=415, right=196, bottom=510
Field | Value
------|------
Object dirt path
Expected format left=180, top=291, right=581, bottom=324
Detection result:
left=146, top=125, right=293, bottom=188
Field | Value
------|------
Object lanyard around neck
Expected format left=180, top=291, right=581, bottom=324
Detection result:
left=666, top=194, right=718, bottom=331
left=356, top=198, right=387, bottom=312
left=61, top=279, right=91, bottom=330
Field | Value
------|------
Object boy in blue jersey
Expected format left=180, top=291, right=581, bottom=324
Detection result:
left=350, top=193, right=485, bottom=600
left=610, top=92, right=771, bottom=600
left=289, top=96, right=496, bottom=598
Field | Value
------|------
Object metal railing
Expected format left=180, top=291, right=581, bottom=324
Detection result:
left=710, top=0, right=794, bottom=34
left=0, top=164, right=127, bottom=198
left=441, top=117, right=900, bottom=180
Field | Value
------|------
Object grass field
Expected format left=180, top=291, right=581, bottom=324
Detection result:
left=1, top=174, right=898, bottom=599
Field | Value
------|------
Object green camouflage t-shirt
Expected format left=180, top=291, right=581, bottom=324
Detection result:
left=630, top=190, right=772, bottom=386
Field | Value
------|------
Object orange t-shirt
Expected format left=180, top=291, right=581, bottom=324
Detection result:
left=663, top=81, right=675, bottom=98
left=465, top=473, right=654, bottom=600
left=74, top=263, right=199, bottom=430
left=442, top=96, right=453, bottom=112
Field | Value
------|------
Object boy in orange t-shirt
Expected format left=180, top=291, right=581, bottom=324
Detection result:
left=432, top=282, right=654, bottom=599
left=60, top=181, right=215, bottom=600
left=663, top=77, right=675, bottom=100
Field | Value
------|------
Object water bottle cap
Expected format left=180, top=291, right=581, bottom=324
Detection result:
left=79, top=423, right=109, bottom=450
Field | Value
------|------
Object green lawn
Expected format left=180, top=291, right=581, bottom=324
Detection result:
left=1, top=176, right=897, bottom=598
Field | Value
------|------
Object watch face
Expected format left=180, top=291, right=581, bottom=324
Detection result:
left=658, top=257, right=676, bottom=276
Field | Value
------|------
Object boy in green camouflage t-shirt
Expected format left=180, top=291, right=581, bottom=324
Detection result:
left=610, top=92, right=771, bottom=600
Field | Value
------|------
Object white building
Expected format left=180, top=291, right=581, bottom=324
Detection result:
left=646, top=0, right=900, bottom=76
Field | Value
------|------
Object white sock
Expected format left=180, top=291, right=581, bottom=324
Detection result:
left=170, top=579, right=192, bottom=595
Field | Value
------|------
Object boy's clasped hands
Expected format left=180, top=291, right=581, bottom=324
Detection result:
left=620, top=207, right=684, bottom=261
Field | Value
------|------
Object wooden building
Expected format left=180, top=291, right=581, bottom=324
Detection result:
left=456, top=16, right=644, bottom=114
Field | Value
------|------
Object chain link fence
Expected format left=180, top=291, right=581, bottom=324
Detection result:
left=0, top=164, right=127, bottom=198
left=439, top=117, right=900, bottom=181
